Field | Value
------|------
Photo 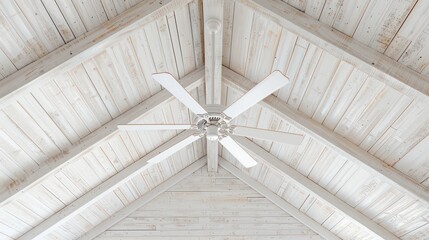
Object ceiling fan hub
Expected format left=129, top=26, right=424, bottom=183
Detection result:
left=194, top=105, right=232, bottom=139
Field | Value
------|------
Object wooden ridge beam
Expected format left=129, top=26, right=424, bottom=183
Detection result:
left=204, top=0, right=224, bottom=172
left=18, top=131, right=202, bottom=240
left=237, top=0, right=429, bottom=98
left=222, top=66, right=429, bottom=206
left=204, top=0, right=223, bottom=105
left=78, top=158, right=207, bottom=240
left=219, top=158, right=341, bottom=240
left=0, top=67, right=204, bottom=209
left=232, top=136, right=399, bottom=240
left=0, top=0, right=193, bottom=108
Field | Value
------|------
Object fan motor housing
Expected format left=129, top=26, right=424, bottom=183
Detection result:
left=195, top=104, right=232, bottom=139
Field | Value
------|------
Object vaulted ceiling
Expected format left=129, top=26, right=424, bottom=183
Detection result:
left=0, top=0, right=428, bottom=239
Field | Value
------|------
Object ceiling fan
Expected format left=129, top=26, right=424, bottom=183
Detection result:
left=118, top=71, right=304, bottom=168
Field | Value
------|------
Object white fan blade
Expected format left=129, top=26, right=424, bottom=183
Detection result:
left=223, top=71, right=289, bottom=119
left=118, top=124, right=194, bottom=131
left=152, top=73, right=207, bottom=115
left=219, top=136, right=257, bottom=168
left=232, top=126, right=304, bottom=145
left=148, top=133, right=201, bottom=164
left=207, top=139, right=219, bottom=171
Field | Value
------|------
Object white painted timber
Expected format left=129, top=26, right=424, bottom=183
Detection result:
left=219, top=158, right=341, bottom=240
left=223, top=66, right=429, bottom=206
left=18, top=131, right=202, bottom=240
left=206, top=139, right=219, bottom=172
left=233, top=136, right=400, bottom=240
left=96, top=164, right=323, bottom=239
left=236, top=0, right=429, bottom=98
left=0, top=0, right=194, bottom=108
left=79, top=158, right=207, bottom=240
left=204, top=0, right=224, bottom=172
left=0, top=67, right=204, bottom=208
left=204, top=0, right=223, bottom=105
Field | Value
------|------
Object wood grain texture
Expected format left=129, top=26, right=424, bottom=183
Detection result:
left=236, top=0, right=429, bottom=97
left=223, top=67, right=429, bottom=208
left=96, top=163, right=323, bottom=240
left=0, top=0, right=194, bottom=109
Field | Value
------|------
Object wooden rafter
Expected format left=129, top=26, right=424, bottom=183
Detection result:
left=223, top=66, right=429, bottom=206
left=232, top=136, right=399, bottom=240
left=0, top=67, right=204, bottom=209
left=18, top=131, right=201, bottom=240
left=236, top=0, right=429, bottom=98
left=0, top=0, right=194, bottom=109
left=204, top=0, right=224, bottom=172
left=78, top=158, right=207, bottom=240
left=219, top=158, right=341, bottom=240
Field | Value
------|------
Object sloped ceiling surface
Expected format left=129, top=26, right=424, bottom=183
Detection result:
left=97, top=166, right=322, bottom=239
left=283, top=0, right=429, bottom=77
left=0, top=0, right=428, bottom=239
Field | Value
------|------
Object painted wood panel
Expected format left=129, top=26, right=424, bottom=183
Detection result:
left=0, top=2, right=202, bottom=190
left=277, top=0, right=429, bottom=77
left=223, top=82, right=429, bottom=239
left=0, top=4, right=204, bottom=236
left=225, top=5, right=429, bottom=196
left=0, top=136, right=204, bottom=239
left=0, top=0, right=153, bottom=80
left=96, top=166, right=322, bottom=240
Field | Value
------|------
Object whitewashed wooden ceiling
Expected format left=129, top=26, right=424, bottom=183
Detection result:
left=0, top=0, right=428, bottom=239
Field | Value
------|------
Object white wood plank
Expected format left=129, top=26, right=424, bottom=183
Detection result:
left=0, top=67, right=204, bottom=208
left=229, top=2, right=254, bottom=76
left=223, top=66, right=429, bottom=207
left=97, top=165, right=321, bottom=239
left=18, top=131, right=202, bottom=240
left=352, top=0, right=415, bottom=52
left=78, top=158, right=207, bottom=240
left=40, top=0, right=75, bottom=43
left=0, top=0, right=194, bottom=108
left=235, top=0, right=429, bottom=98
left=219, top=158, right=341, bottom=240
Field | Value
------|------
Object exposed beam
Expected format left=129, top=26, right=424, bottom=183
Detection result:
left=78, top=158, right=207, bottom=240
left=204, top=0, right=224, bottom=172
left=0, top=0, right=194, bottom=108
left=0, top=67, right=204, bottom=208
left=207, top=139, right=219, bottom=172
left=223, top=66, right=429, bottom=206
left=233, top=136, right=399, bottom=240
left=237, top=0, right=429, bottom=98
left=18, top=131, right=201, bottom=240
left=219, top=158, right=340, bottom=240
left=204, top=0, right=223, bottom=105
